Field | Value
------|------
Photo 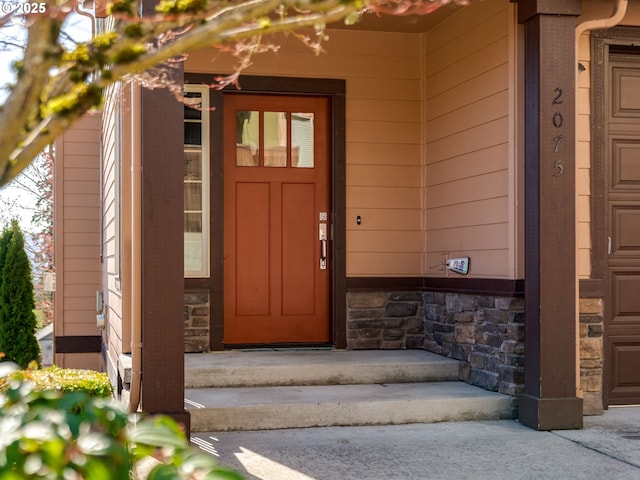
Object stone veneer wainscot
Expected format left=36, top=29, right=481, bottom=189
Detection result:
left=347, top=291, right=525, bottom=397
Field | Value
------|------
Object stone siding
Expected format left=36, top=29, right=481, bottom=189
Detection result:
left=422, top=293, right=525, bottom=397
left=184, top=291, right=210, bottom=352
left=187, top=287, right=602, bottom=414
left=579, top=297, right=604, bottom=415
left=347, top=292, right=425, bottom=349
left=347, top=290, right=525, bottom=397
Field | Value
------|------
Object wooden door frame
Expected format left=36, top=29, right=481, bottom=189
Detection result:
left=591, top=27, right=640, bottom=407
left=590, top=27, right=640, bottom=289
left=185, top=74, right=347, bottom=351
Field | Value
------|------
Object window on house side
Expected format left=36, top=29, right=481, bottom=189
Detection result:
left=183, top=85, right=210, bottom=278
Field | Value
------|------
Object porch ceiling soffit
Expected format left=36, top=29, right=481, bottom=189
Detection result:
left=95, top=1, right=466, bottom=32
left=327, top=2, right=463, bottom=33
left=511, top=0, right=582, bottom=24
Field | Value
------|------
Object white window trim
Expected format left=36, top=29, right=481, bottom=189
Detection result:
left=184, top=84, right=210, bottom=278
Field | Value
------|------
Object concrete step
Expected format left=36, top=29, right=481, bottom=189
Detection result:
left=185, top=350, right=460, bottom=388
left=185, top=381, right=515, bottom=432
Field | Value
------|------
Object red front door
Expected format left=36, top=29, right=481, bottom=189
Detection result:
left=223, top=94, right=331, bottom=345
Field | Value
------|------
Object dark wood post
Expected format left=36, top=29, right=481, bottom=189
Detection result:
left=139, top=0, right=189, bottom=436
left=513, top=0, right=584, bottom=430
left=140, top=81, right=190, bottom=433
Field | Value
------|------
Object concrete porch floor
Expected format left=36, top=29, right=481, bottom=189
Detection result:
left=184, top=350, right=515, bottom=432
left=190, top=406, right=640, bottom=480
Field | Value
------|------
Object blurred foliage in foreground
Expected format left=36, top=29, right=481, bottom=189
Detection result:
left=0, top=363, right=244, bottom=479
left=1, top=364, right=114, bottom=398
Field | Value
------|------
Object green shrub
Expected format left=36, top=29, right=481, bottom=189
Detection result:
left=2, top=365, right=114, bottom=398
left=0, top=363, right=244, bottom=480
left=0, top=221, right=41, bottom=368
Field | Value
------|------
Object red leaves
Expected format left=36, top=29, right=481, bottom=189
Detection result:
left=368, top=0, right=469, bottom=16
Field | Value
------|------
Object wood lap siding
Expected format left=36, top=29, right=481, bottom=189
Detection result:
left=577, top=32, right=591, bottom=279
left=101, top=83, right=128, bottom=364
left=186, top=29, right=424, bottom=276
left=424, top=1, right=514, bottom=278
left=54, top=113, right=102, bottom=369
left=186, top=2, right=520, bottom=278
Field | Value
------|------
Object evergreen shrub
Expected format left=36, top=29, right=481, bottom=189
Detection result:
left=0, top=221, right=41, bottom=368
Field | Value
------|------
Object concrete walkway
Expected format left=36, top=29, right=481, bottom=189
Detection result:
left=191, top=406, right=640, bottom=479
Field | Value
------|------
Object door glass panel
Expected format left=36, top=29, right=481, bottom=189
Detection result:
left=236, top=110, right=259, bottom=166
left=292, top=113, right=314, bottom=168
left=264, top=111, right=287, bottom=167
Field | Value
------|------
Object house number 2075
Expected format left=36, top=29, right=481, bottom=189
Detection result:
left=551, top=87, right=564, bottom=176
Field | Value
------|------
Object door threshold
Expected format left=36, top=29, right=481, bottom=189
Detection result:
left=225, top=344, right=334, bottom=352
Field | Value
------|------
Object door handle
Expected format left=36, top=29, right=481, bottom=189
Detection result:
left=608, top=236, right=612, bottom=255
left=319, top=224, right=327, bottom=270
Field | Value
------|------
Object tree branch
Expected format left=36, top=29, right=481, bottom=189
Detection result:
left=0, top=0, right=464, bottom=187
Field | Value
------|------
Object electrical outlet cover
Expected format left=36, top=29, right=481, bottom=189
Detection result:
left=446, top=257, right=470, bottom=275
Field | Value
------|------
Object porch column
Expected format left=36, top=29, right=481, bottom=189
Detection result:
left=138, top=0, right=189, bottom=433
left=513, top=0, right=583, bottom=430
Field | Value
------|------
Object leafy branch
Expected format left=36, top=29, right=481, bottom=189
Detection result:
left=0, top=0, right=467, bottom=187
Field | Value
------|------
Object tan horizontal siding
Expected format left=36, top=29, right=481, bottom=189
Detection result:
left=347, top=120, right=421, bottom=145
left=63, top=259, right=101, bottom=272
left=54, top=113, right=102, bottom=347
left=425, top=6, right=510, bottom=76
left=576, top=31, right=591, bottom=278
left=424, top=0, right=515, bottom=279
left=347, top=253, right=423, bottom=276
left=186, top=2, right=519, bottom=278
left=424, top=0, right=507, bottom=55
left=426, top=170, right=508, bottom=209
left=347, top=165, right=422, bottom=188
left=62, top=180, right=99, bottom=195
left=63, top=233, right=99, bottom=248
left=58, top=310, right=97, bottom=324
left=427, top=64, right=509, bottom=121
left=101, top=82, right=128, bottom=362
left=59, top=283, right=99, bottom=298
left=348, top=187, right=420, bottom=210
left=348, top=78, right=421, bottom=101
left=426, top=249, right=509, bottom=278
left=427, top=144, right=508, bottom=187
left=55, top=353, right=101, bottom=370
left=188, top=28, right=425, bottom=276
left=63, top=246, right=99, bottom=259
left=324, top=29, right=422, bottom=57
left=63, top=271, right=100, bottom=285
left=63, top=193, right=100, bottom=206
left=345, top=208, right=421, bottom=231
left=347, top=99, right=421, bottom=123
left=347, top=143, right=421, bottom=166
left=347, top=230, right=423, bottom=253
left=61, top=207, right=100, bottom=220
left=426, top=36, right=509, bottom=99
left=59, top=129, right=100, bottom=145
left=63, top=297, right=96, bottom=311
left=427, top=117, right=509, bottom=164
left=61, top=156, right=100, bottom=171
left=428, top=223, right=509, bottom=252
left=427, top=197, right=509, bottom=230
left=426, top=91, right=508, bottom=143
